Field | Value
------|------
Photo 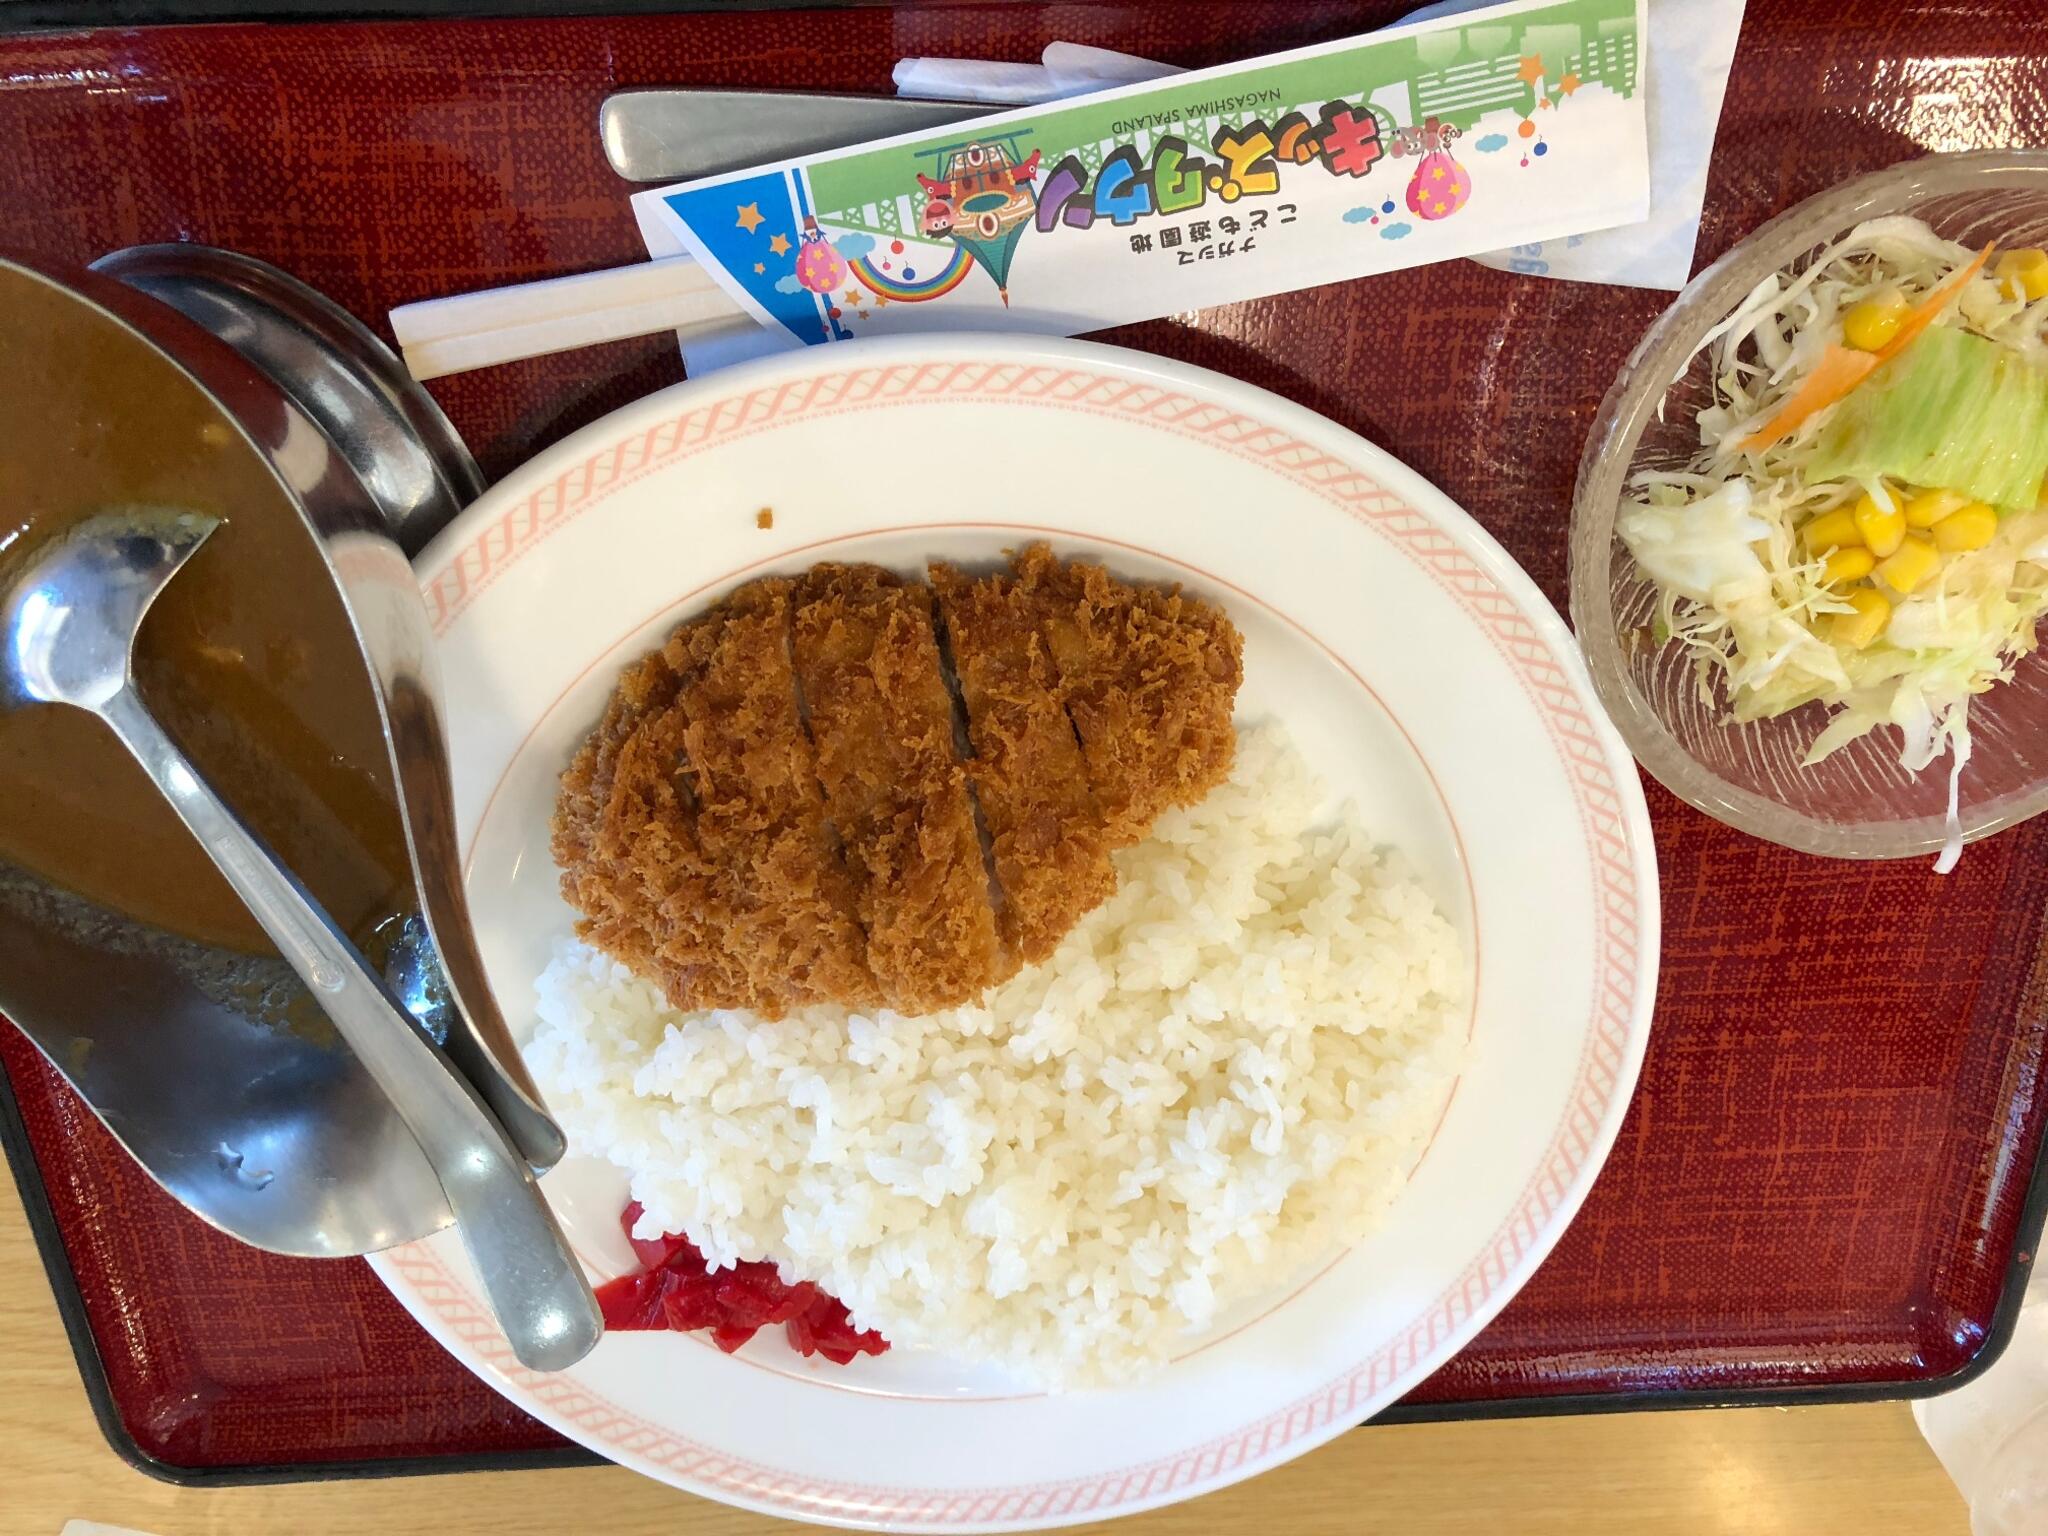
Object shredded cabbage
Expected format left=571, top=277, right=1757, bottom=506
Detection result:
left=1618, top=217, right=2048, bottom=867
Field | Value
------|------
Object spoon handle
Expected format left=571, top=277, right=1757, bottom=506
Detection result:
left=97, top=685, right=601, bottom=1372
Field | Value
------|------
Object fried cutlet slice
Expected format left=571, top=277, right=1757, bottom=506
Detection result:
left=556, top=550, right=1243, bottom=1019
left=552, top=647, right=673, bottom=887
left=661, top=579, right=876, bottom=1016
left=551, top=644, right=759, bottom=1009
left=792, top=564, right=1002, bottom=1013
left=930, top=560, right=1116, bottom=967
left=1013, top=544, right=1243, bottom=847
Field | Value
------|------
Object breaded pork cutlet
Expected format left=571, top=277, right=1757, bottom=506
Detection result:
left=552, top=582, right=873, bottom=1019
left=1013, top=544, right=1243, bottom=847
left=793, top=564, right=1001, bottom=1013
left=554, top=549, right=1245, bottom=1019
left=664, top=579, right=875, bottom=1016
left=930, top=560, right=1115, bottom=966
left=552, top=647, right=746, bottom=1006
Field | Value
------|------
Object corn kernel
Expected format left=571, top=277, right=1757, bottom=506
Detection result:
left=1842, top=289, right=1910, bottom=351
left=1933, top=501, right=1999, bottom=552
left=1876, top=534, right=1940, bottom=593
left=1802, top=507, right=1863, bottom=552
left=1903, top=487, right=1970, bottom=529
left=1851, top=491, right=1906, bottom=557
left=1822, top=546, right=1877, bottom=584
left=1997, top=248, right=2048, bottom=303
left=1827, top=587, right=1892, bottom=650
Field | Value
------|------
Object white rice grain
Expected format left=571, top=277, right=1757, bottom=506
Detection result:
left=528, top=721, right=1466, bottom=1388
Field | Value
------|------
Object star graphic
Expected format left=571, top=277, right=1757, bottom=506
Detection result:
left=1539, top=96, right=1554, bottom=110
left=873, top=294, right=889, bottom=307
left=1432, top=165, right=1446, bottom=181
left=1560, top=72, right=1582, bottom=95
left=767, top=233, right=791, bottom=256
left=753, top=262, right=766, bottom=274
left=843, top=288, right=865, bottom=306
left=735, top=202, right=765, bottom=234
left=1516, top=54, right=1544, bottom=84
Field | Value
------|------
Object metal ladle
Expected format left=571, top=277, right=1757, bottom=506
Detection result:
left=0, top=510, right=601, bottom=1371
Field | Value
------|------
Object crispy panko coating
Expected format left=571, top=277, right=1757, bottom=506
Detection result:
left=553, top=552, right=1243, bottom=1018
left=1013, top=544, right=1242, bottom=847
left=931, top=560, right=1115, bottom=966
left=554, top=580, right=872, bottom=1017
left=793, top=564, right=1001, bottom=1014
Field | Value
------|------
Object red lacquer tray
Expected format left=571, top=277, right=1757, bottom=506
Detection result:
left=5, top=0, right=2048, bottom=1483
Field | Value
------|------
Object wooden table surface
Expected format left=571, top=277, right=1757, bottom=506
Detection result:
left=0, top=1175, right=1972, bottom=1535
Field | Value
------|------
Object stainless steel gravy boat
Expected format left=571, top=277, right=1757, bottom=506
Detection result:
left=1, top=246, right=565, bottom=1261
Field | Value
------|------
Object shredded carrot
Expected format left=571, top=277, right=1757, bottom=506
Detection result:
left=1736, top=243, right=1997, bottom=453
left=1874, top=241, right=1996, bottom=364
left=1736, top=344, right=1878, bottom=451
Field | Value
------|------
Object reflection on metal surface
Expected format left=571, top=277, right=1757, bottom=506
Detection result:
left=0, top=471, right=594, bottom=1369
left=0, top=854, right=446, bottom=1257
left=373, top=909, right=456, bottom=1048
left=215, top=1142, right=276, bottom=1191
left=0, top=253, right=566, bottom=1268
left=90, top=244, right=485, bottom=557
left=0, top=861, right=325, bottom=1040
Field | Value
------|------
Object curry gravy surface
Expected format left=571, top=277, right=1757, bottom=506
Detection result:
left=0, top=264, right=412, bottom=952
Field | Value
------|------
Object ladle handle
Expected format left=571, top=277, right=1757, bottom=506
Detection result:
left=97, top=686, right=601, bottom=1372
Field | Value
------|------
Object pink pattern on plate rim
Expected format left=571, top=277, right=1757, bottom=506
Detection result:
left=397, top=359, right=1646, bottom=1528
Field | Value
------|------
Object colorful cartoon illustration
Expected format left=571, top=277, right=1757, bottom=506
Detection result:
left=911, top=140, right=1042, bottom=304
left=848, top=244, right=975, bottom=303
left=1404, top=120, right=1470, bottom=221
left=649, top=0, right=1642, bottom=347
left=793, top=218, right=849, bottom=294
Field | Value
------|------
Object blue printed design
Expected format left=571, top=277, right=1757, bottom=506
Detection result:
left=663, top=170, right=831, bottom=343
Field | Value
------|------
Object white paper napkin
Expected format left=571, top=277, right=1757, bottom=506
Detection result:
left=891, top=57, right=1063, bottom=105
left=893, top=41, right=1180, bottom=104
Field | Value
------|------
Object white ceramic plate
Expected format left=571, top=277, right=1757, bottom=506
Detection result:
left=372, top=335, right=1659, bottom=1531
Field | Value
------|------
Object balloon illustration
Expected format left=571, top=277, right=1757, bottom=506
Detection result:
left=794, top=218, right=848, bottom=295
left=1405, top=119, right=1471, bottom=222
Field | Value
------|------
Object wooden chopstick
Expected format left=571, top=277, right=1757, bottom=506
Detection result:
left=389, top=255, right=746, bottom=381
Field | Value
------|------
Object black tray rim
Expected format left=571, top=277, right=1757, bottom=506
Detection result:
left=4, top=1042, right=2039, bottom=1488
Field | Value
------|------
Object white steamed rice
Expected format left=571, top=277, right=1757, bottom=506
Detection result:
left=528, top=720, right=1467, bottom=1388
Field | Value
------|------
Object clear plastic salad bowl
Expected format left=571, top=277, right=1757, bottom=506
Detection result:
left=1570, top=151, right=2048, bottom=861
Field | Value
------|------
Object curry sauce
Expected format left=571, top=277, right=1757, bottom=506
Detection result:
left=0, top=263, right=412, bottom=952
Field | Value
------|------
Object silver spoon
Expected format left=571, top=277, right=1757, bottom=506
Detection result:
left=90, top=243, right=566, bottom=1177
left=0, top=509, right=600, bottom=1371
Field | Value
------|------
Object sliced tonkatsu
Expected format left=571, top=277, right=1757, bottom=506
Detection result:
left=1013, top=544, right=1242, bottom=848
left=792, top=564, right=1002, bottom=1014
left=553, top=634, right=770, bottom=1011
left=553, top=580, right=873, bottom=1019
left=666, top=579, right=876, bottom=1015
left=552, top=548, right=1244, bottom=1019
left=552, top=646, right=745, bottom=1006
left=930, top=560, right=1115, bottom=967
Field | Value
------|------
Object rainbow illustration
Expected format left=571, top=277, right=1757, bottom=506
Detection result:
left=849, top=247, right=974, bottom=302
